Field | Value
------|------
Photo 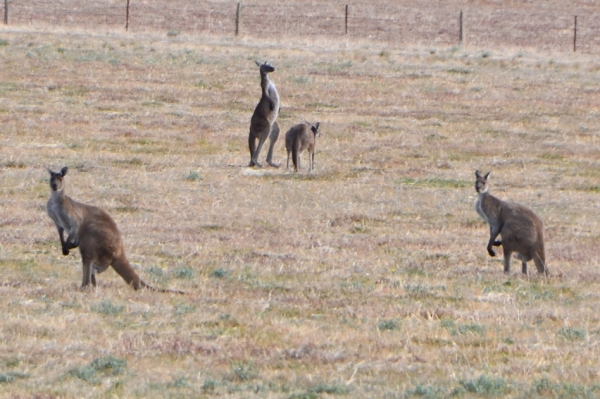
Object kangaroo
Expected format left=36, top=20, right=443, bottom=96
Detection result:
left=474, top=170, right=548, bottom=276
left=46, top=166, right=184, bottom=293
left=248, top=61, right=280, bottom=168
left=285, top=122, right=321, bottom=172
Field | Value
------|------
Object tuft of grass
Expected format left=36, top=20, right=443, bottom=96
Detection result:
left=459, top=375, right=507, bottom=395
left=211, top=268, right=230, bottom=279
left=378, top=319, right=400, bottom=332
left=92, top=300, right=124, bottom=316
left=557, top=327, right=586, bottom=341
left=69, top=356, right=127, bottom=384
left=0, top=39, right=9, bottom=47
left=0, top=372, right=28, bottom=384
left=227, top=362, right=258, bottom=382
left=184, top=171, right=203, bottom=181
left=172, top=266, right=194, bottom=279
left=397, top=177, right=470, bottom=188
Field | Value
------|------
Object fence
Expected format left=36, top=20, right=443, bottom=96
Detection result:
left=2, top=1, right=599, bottom=54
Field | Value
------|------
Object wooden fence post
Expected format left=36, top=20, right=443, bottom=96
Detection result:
left=345, top=5, right=348, bottom=35
left=4, top=0, right=8, bottom=25
left=235, top=2, right=242, bottom=36
left=459, top=10, right=466, bottom=47
left=573, top=15, right=577, bottom=52
left=125, top=0, right=130, bottom=31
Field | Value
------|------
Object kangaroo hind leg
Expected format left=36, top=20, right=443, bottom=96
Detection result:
left=266, top=122, right=280, bottom=168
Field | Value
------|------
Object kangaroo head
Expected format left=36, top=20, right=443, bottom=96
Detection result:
left=47, top=166, right=68, bottom=192
left=474, top=170, right=491, bottom=194
left=310, top=122, right=321, bottom=137
left=255, top=61, right=275, bottom=74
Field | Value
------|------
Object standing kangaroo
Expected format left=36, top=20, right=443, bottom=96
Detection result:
left=46, top=167, right=184, bottom=293
left=474, top=170, right=548, bottom=276
left=248, top=61, right=280, bottom=168
left=285, top=122, right=321, bottom=172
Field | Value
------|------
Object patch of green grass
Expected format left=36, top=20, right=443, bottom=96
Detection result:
left=227, top=361, right=258, bottom=382
left=92, top=300, right=124, bottom=316
left=211, top=268, right=230, bottom=279
left=305, top=102, right=339, bottom=109
left=174, top=303, right=196, bottom=315
left=447, top=68, right=472, bottom=74
left=113, top=157, right=144, bottom=167
left=458, top=323, right=485, bottom=336
left=184, top=171, right=203, bottom=181
left=69, top=356, right=127, bottom=384
left=557, top=327, right=585, bottom=341
left=404, top=384, right=446, bottom=398
left=458, top=375, right=506, bottom=395
left=0, top=371, right=28, bottom=383
left=378, top=319, right=400, bottom=331
left=0, top=39, right=9, bottom=47
left=172, top=266, right=194, bottom=279
left=397, top=177, right=470, bottom=189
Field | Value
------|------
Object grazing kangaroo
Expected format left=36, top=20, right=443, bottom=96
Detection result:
left=248, top=61, right=280, bottom=168
left=285, top=122, right=321, bottom=172
left=474, top=170, right=548, bottom=276
left=46, top=166, right=184, bottom=293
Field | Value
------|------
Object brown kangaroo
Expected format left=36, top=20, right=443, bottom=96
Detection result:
left=46, top=166, right=184, bottom=293
left=248, top=61, right=280, bottom=168
left=285, top=122, right=321, bottom=172
left=474, top=170, right=548, bottom=276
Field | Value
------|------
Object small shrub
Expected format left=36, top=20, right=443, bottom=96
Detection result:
left=167, top=30, right=180, bottom=37
left=211, top=268, right=229, bottom=279
left=378, top=319, right=399, bottom=332
left=0, top=39, right=8, bottom=47
left=185, top=171, right=202, bottom=181
left=202, top=378, right=217, bottom=391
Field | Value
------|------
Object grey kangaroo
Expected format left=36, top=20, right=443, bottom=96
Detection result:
left=474, top=170, right=548, bottom=276
left=285, top=122, right=321, bottom=172
left=248, top=61, right=280, bottom=168
left=46, top=166, right=184, bottom=293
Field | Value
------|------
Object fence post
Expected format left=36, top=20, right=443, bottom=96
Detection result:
left=235, top=2, right=242, bottom=36
left=4, top=0, right=7, bottom=25
left=345, top=5, right=348, bottom=35
left=125, top=0, right=130, bottom=31
left=573, top=15, right=577, bottom=52
left=459, top=10, right=466, bottom=47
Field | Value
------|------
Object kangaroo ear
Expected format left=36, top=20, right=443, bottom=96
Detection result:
left=475, top=170, right=481, bottom=178
left=255, top=60, right=261, bottom=67
left=60, top=166, right=69, bottom=177
left=315, top=122, right=320, bottom=130
left=311, top=125, right=317, bottom=134
left=484, top=171, right=491, bottom=180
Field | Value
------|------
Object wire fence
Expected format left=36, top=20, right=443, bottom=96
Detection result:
left=2, top=1, right=600, bottom=53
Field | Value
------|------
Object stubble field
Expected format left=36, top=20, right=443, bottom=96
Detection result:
left=0, top=20, right=599, bottom=399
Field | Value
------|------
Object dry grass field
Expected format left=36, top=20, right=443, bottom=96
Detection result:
left=0, top=16, right=600, bottom=399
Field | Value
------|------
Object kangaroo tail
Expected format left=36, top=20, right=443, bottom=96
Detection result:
left=139, top=279, right=186, bottom=295
left=292, top=140, right=300, bottom=171
left=112, top=256, right=185, bottom=294
left=533, top=251, right=548, bottom=277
